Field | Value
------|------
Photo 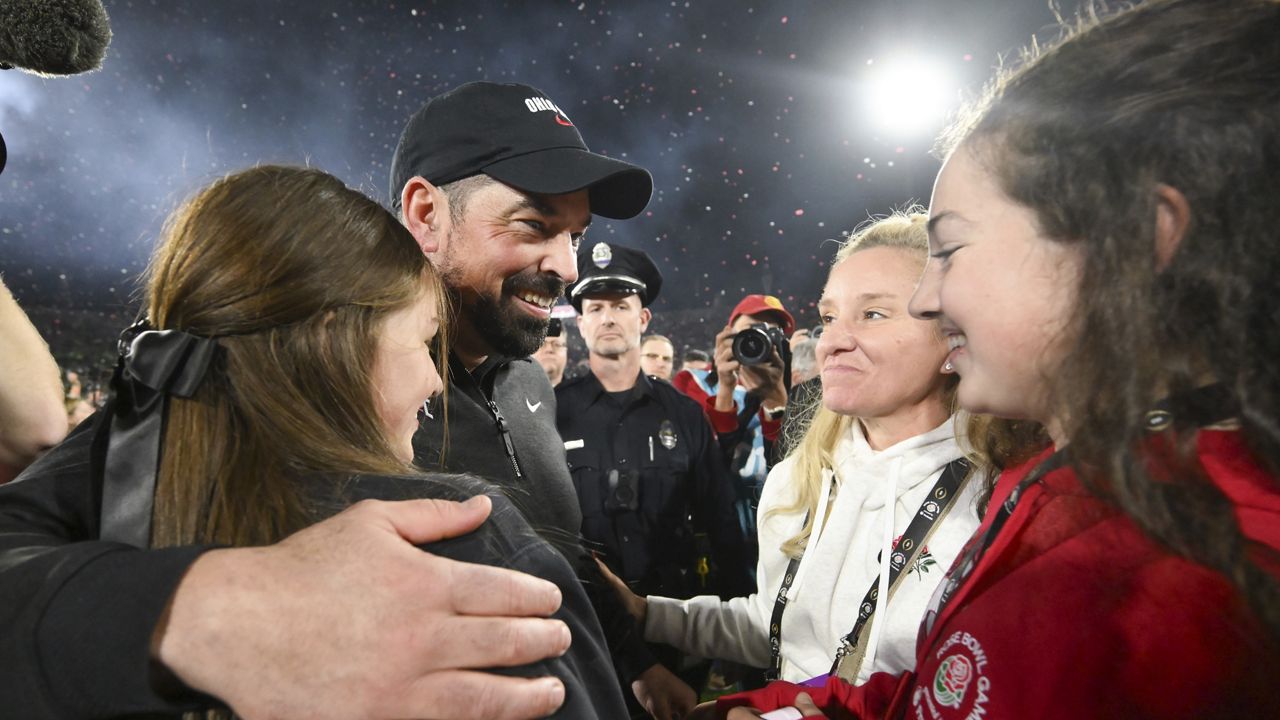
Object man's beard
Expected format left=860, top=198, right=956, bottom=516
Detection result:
left=452, top=269, right=567, bottom=359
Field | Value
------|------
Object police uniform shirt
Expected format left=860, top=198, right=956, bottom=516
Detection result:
left=556, top=370, right=752, bottom=600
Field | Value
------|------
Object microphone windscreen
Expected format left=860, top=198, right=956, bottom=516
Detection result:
left=0, top=0, right=112, bottom=76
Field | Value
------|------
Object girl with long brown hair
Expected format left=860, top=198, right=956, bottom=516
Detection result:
left=713, top=1, right=1280, bottom=718
left=1, top=165, right=626, bottom=719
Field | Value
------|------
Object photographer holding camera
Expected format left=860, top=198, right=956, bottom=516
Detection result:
left=556, top=243, right=752, bottom=719
left=674, top=295, right=796, bottom=552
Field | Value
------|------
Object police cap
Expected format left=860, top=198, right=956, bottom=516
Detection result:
left=566, top=242, right=663, bottom=311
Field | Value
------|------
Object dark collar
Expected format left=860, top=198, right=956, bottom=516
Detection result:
left=578, top=368, right=655, bottom=405
left=448, top=352, right=512, bottom=403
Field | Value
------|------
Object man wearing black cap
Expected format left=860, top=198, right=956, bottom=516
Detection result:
left=390, top=81, right=650, bottom=537
left=556, top=243, right=752, bottom=719
left=389, top=82, right=688, bottom=709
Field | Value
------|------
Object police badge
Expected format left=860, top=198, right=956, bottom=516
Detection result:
left=658, top=420, right=677, bottom=449
left=591, top=242, right=613, bottom=269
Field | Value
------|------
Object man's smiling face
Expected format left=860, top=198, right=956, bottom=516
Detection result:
left=435, top=179, right=590, bottom=359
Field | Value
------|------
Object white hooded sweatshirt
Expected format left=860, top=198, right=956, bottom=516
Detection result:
left=645, top=416, right=984, bottom=684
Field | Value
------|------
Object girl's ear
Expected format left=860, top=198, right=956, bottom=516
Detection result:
left=1154, top=183, right=1191, bottom=272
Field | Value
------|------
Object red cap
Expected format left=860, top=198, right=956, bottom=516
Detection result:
left=729, top=294, right=795, bottom=335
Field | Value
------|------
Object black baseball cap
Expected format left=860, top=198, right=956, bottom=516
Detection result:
left=390, top=81, right=653, bottom=219
left=567, top=242, right=663, bottom=311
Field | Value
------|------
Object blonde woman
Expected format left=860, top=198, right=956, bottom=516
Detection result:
left=603, top=212, right=986, bottom=697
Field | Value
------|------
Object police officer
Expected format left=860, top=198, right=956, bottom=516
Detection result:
left=556, top=242, right=752, bottom=716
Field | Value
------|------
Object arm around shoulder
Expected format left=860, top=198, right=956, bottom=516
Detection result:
left=153, top=497, right=574, bottom=720
left=0, top=463, right=573, bottom=720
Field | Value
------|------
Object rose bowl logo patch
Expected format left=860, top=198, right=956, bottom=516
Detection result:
left=933, top=655, right=973, bottom=708
left=914, top=631, right=991, bottom=718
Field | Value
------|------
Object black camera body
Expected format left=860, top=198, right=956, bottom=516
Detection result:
left=604, top=468, right=641, bottom=513
left=732, top=322, right=789, bottom=366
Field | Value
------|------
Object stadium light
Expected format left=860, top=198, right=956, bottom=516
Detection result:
left=862, top=56, right=957, bottom=137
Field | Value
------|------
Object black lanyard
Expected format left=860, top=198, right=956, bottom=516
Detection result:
left=916, top=450, right=1065, bottom=644
left=767, top=457, right=970, bottom=681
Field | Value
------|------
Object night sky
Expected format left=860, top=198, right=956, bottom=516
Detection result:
left=0, top=0, right=1060, bottom=342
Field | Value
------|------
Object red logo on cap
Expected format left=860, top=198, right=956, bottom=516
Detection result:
left=555, top=114, right=574, bottom=127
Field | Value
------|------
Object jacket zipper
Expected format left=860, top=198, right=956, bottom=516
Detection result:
left=487, top=400, right=523, bottom=479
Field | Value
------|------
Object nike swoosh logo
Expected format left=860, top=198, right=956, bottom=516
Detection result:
left=526, top=398, right=543, bottom=413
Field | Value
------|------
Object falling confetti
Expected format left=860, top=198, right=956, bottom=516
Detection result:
left=0, top=0, right=1060, bottom=358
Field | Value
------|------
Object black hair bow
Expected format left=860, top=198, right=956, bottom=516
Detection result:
left=99, top=320, right=220, bottom=547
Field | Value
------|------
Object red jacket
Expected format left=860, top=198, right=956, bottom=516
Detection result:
left=719, top=430, right=1280, bottom=719
left=672, top=368, right=782, bottom=442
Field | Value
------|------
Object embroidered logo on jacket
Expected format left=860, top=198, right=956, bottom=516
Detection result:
left=915, top=631, right=992, bottom=718
left=933, top=655, right=972, bottom=708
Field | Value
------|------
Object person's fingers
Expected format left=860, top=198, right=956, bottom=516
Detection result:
left=658, top=694, right=679, bottom=720
left=373, top=495, right=492, bottom=545
left=409, top=615, right=571, bottom=672
left=726, top=708, right=765, bottom=719
left=594, top=556, right=646, bottom=621
left=671, top=688, right=697, bottom=719
left=794, top=693, right=826, bottom=718
left=715, top=328, right=736, bottom=356
left=444, top=554, right=562, bottom=617
left=686, top=700, right=719, bottom=720
left=397, top=671, right=566, bottom=720
left=593, top=555, right=627, bottom=590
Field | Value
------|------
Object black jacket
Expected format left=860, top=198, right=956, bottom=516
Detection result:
left=413, top=353, right=659, bottom=682
left=0, top=415, right=628, bottom=719
left=556, top=371, right=752, bottom=601
left=413, top=354, right=583, bottom=557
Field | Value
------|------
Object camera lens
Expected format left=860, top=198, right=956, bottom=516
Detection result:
left=616, top=484, right=637, bottom=506
left=732, top=327, right=772, bottom=365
